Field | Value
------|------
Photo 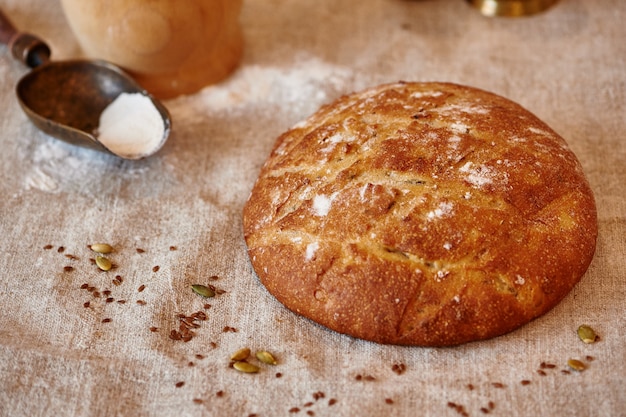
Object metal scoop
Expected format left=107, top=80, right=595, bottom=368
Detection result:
left=0, top=9, right=171, bottom=158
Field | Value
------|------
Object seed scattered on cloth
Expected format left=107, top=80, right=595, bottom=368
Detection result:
left=577, top=325, right=598, bottom=344
left=90, top=243, right=113, bottom=254
left=567, top=359, right=587, bottom=372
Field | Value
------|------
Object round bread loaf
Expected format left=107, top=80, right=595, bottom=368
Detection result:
left=243, top=82, right=597, bottom=346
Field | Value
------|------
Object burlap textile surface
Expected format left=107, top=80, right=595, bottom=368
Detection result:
left=0, top=1, right=624, bottom=416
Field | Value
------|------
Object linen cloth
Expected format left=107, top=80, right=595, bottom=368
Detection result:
left=0, top=0, right=624, bottom=416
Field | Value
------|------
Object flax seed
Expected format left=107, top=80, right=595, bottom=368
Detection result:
left=57, top=246, right=65, bottom=253
left=43, top=244, right=53, bottom=250
left=117, top=300, right=126, bottom=304
left=312, top=392, right=325, bottom=400
left=136, top=248, right=145, bottom=253
left=521, top=380, right=531, bottom=386
left=192, top=399, right=203, bottom=404
left=385, top=398, right=394, bottom=404
left=392, top=363, right=407, bottom=375
left=83, top=301, right=90, bottom=308
left=102, top=318, right=112, bottom=323
left=81, top=283, right=89, bottom=289
left=216, top=390, right=224, bottom=397
left=149, top=327, right=158, bottom=332
left=136, top=300, right=147, bottom=305
left=328, top=399, right=337, bottom=406
left=175, top=381, right=185, bottom=388
left=169, top=246, right=177, bottom=251
left=63, top=266, right=74, bottom=272
left=152, top=266, right=160, bottom=272
left=138, top=285, right=146, bottom=292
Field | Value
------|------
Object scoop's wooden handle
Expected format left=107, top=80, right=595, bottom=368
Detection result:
left=0, top=8, right=18, bottom=45
left=0, top=8, right=50, bottom=67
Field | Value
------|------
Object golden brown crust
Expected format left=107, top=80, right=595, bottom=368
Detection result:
left=243, top=82, right=597, bottom=346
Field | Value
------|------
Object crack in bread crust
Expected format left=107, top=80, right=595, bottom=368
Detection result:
left=243, top=82, right=598, bottom=346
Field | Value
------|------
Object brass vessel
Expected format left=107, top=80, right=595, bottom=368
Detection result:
left=467, top=0, right=559, bottom=17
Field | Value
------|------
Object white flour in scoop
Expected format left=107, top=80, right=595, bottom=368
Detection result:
left=96, top=93, right=166, bottom=159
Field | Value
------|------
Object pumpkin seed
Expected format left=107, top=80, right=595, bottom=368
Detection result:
left=191, top=284, right=215, bottom=298
left=90, top=243, right=113, bottom=254
left=95, top=255, right=112, bottom=271
left=577, top=325, right=597, bottom=344
left=230, top=348, right=251, bottom=361
left=256, top=350, right=278, bottom=365
left=567, top=358, right=586, bottom=372
left=233, top=361, right=260, bottom=373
